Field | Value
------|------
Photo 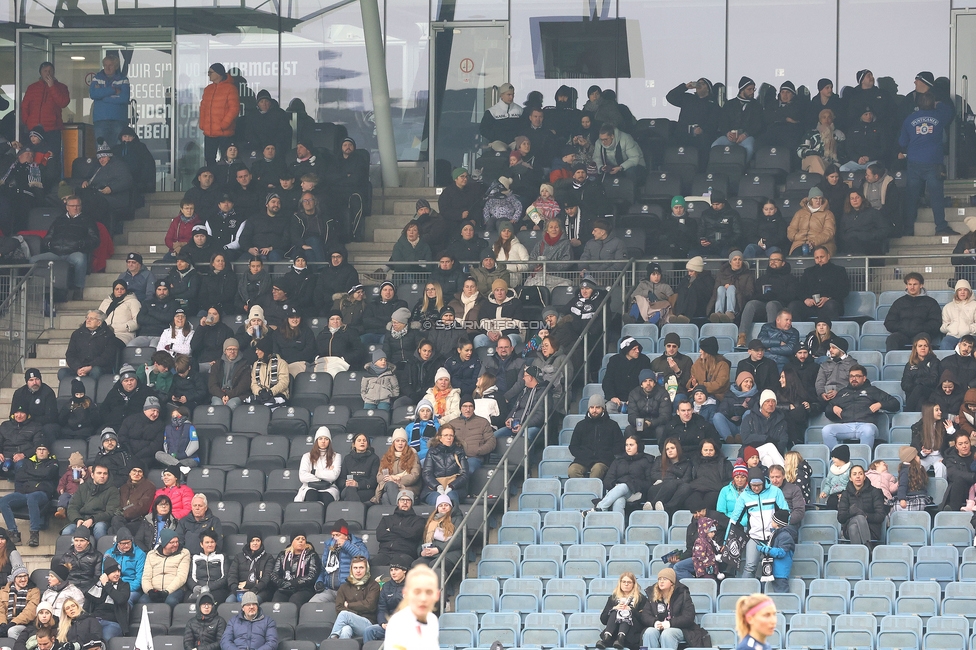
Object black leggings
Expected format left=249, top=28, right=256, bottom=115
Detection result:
left=603, top=619, right=633, bottom=638
left=304, top=491, right=335, bottom=507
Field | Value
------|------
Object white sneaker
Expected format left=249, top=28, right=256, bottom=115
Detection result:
left=626, top=491, right=642, bottom=503
left=642, top=502, right=654, bottom=510
left=655, top=501, right=665, bottom=511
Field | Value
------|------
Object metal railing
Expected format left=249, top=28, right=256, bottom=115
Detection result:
left=0, top=263, right=55, bottom=392
left=430, top=265, right=627, bottom=610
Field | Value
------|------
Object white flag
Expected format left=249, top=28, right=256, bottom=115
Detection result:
left=135, top=605, right=155, bottom=650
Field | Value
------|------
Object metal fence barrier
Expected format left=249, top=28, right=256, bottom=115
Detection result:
left=0, top=263, right=54, bottom=392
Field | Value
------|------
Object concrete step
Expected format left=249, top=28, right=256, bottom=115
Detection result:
left=123, top=219, right=172, bottom=233
left=33, top=342, right=68, bottom=359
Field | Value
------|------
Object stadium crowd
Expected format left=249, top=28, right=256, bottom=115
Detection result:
left=0, top=59, right=973, bottom=650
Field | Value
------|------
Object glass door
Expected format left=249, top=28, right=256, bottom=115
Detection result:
left=429, top=22, right=508, bottom=186
left=16, top=31, right=51, bottom=142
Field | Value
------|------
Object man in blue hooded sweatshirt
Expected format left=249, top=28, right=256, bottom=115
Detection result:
left=899, top=91, right=955, bottom=236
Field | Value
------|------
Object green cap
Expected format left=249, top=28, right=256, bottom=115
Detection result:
left=671, top=196, right=686, bottom=208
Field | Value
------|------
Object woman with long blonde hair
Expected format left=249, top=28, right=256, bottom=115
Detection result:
left=596, top=571, right=645, bottom=649
left=374, top=428, right=421, bottom=505
left=734, top=594, right=777, bottom=650
left=55, top=599, right=101, bottom=648
left=783, top=450, right=813, bottom=502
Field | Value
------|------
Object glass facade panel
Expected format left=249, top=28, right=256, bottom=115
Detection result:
left=728, top=0, right=836, bottom=97
left=838, top=0, right=950, bottom=95
left=617, top=0, right=725, bottom=120
left=385, top=0, right=428, bottom=161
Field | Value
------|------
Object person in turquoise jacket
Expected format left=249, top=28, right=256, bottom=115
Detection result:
left=88, top=53, right=130, bottom=146
left=104, top=525, right=146, bottom=606
left=717, top=462, right=749, bottom=518
left=726, top=467, right=789, bottom=580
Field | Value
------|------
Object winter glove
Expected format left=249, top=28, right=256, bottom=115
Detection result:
left=659, top=621, right=670, bottom=629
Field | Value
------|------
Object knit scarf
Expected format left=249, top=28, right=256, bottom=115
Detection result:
left=460, top=292, right=479, bottom=320
left=221, top=353, right=241, bottom=390
left=284, top=548, right=313, bottom=578
left=243, top=546, right=266, bottom=584
left=347, top=567, right=371, bottom=586
left=104, top=292, right=127, bottom=318
left=391, top=326, right=408, bottom=340
left=6, top=586, right=26, bottom=619
left=432, top=388, right=451, bottom=416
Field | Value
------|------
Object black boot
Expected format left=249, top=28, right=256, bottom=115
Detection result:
left=613, top=633, right=626, bottom=649
left=28, top=531, right=38, bottom=547
left=596, top=632, right=611, bottom=649
left=7, top=530, right=19, bottom=544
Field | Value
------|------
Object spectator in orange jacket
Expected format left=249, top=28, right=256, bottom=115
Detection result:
left=21, top=62, right=69, bottom=171
left=198, top=63, right=240, bottom=168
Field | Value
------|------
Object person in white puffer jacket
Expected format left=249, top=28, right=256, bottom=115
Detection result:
left=941, top=279, right=976, bottom=350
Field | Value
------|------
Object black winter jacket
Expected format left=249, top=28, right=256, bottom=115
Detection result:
left=342, top=449, right=380, bottom=502
left=751, top=211, right=791, bottom=252
left=315, top=263, right=359, bottom=313
left=138, top=295, right=178, bottom=336
left=0, top=419, right=41, bottom=458
left=85, top=578, right=130, bottom=632
left=673, top=272, right=715, bottom=320
left=376, top=508, right=425, bottom=560
left=117, top=411, right=166, bottom=469
left=273, top=324, right=318, bottom=365
left=639, top=581, right=708, bottom=647
left=402, top=350, right=444, bottom=403
left=626, top=385, right=672, bottom=431
left=65, top=612, right=103, bottom=649
left=603, top=447, right=654, bottom=494
left=197, top=269, right=239, bottom=315
left=60, top=545, right=102, bottom=591
left=166, top=267, right=201, bottom=315
left=692, top=453, right=733, bottom=494
left=885, top=293, right=942, bottom=341
left=827, top=380, right=901, bottom=424
left=13, top=454, right=58, bottom=498
left=226, top=544, right=274, bottom=595
left=176, top=508, right=224, bottom=556
left=666, top=84, right=721, bottom=139
left=239, top=213, right=296, bottom=258
left=797, top=261, right=850, bottom=303
left=901, top=352, right=942, bottom=401
left=363, top=298, right=408, bottom=334
left=190, top=321, right=235, bottom=365
left=699, top=205, right=742, bottom=249
left=65, top=323, right=117, bottom=374
left=837, top=481, right=887, bottom=540
left=719, top=95, right=764, bottom=137
left=660, top=414, right=719, bottom=454
left=43, top=212, right=100, bottom=256
left=657, top=212, right=698, bottom=258
left=754, top=262, right=799, bottom=305
left=421, top=442, right=468, bottom=499
left=99, top=382, right=156, bottom=431
left=10, top=384, right=58, bottom=426
left=184, top=598, right=227, bottom=650
left=315, top=326, right=365, bottom=366
left=569, top=412, right=625, bottom=470
left=603, top=353, right=653, bottom=402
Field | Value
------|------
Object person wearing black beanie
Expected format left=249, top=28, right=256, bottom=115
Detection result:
left=712, top=75, right=761, bottom=160
left=666, top=77, right=721, bottom=151
left=759, top=80, right=804, bottom=150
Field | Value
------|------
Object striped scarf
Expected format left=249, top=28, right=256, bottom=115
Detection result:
left=7, top=587, right=27, bottom=620
left=254, top=355, right=281, bottom=390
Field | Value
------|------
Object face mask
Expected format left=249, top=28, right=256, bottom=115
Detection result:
left=171, top=416, right=185, bottom=428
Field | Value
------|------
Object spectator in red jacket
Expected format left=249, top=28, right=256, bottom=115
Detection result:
left=21, top=62, right=69, bottom=167
left=164, top=199, right=202, bottom=261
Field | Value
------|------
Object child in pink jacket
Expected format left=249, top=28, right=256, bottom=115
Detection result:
left=866, top=460, right=899, bottom=501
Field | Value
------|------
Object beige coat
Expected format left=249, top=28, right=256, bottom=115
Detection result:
left=251, top=354, right=291, bottom=398
left=787, top=197, right=836, bottom=255
left=142, top=547, right=191, bottom=593
left=942, top=282, right=976, bottom=338
left=688, top=353, right=731, bottom=401
left=422, top=387, right=461, bottom=424
left=99, top=294, right=141, bottom=344
left=374, top=450, right=422, bottom=500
